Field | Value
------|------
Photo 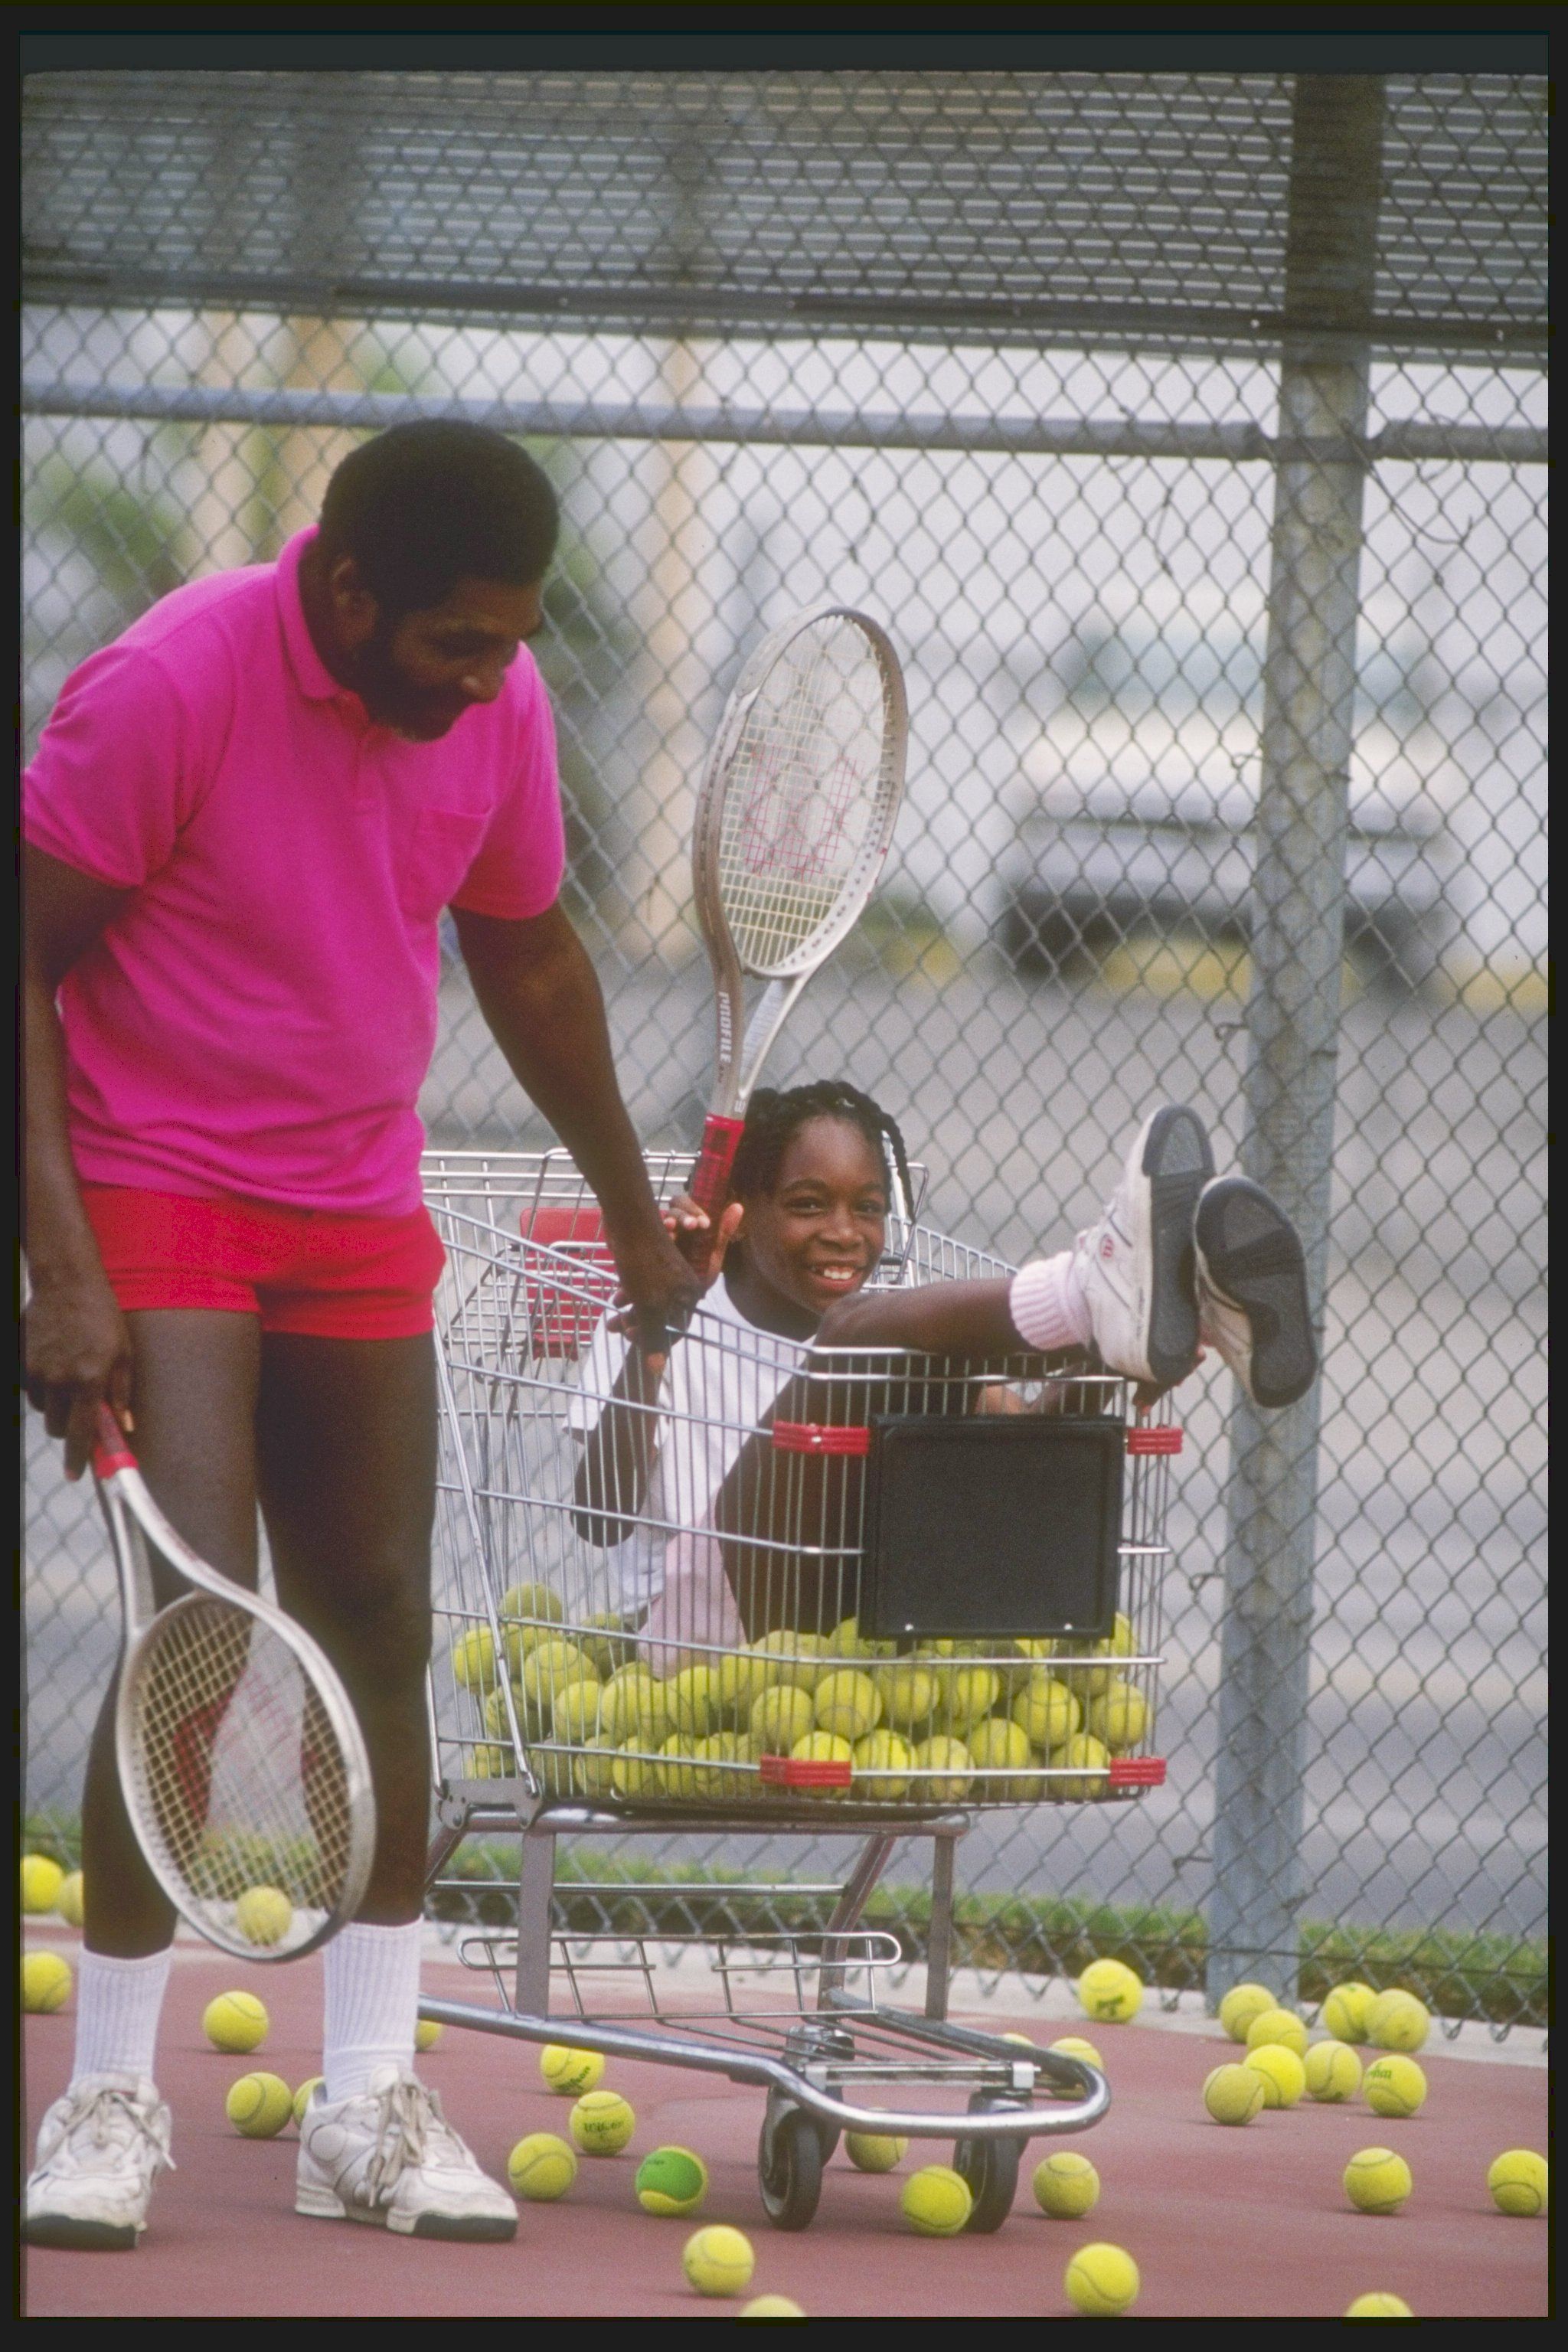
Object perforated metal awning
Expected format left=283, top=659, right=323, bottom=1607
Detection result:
left=21, top=70, right=1548, bottom=356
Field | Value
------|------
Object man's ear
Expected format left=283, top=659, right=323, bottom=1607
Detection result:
left=325, top=554, right=379, bottom=649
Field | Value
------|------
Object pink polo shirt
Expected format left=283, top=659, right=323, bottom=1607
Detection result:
left=23, top=528, right=567, bottom=1216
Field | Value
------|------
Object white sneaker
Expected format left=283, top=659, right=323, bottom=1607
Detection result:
left=1072, top=1106, right=1215, bottom=1387
left=296, top=2067, right=517, bottom=2241
left=1195, top=1174, right=1318, bottom=1408
left=24, top=2073, right=174, bottom=2251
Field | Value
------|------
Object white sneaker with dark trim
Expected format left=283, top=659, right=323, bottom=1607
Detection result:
left=24, top=2073, right=174, bottom=2250
left=296, top=2067, right=517, bottom=2240
left=1071, top=1106, right=1215, bottom=1388
left=1195, top=1174, right=1318, bottom=1409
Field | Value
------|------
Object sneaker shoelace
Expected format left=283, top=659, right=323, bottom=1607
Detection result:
left=51, top=2084, right=175, bottom=2177
left=364, top=2076, right=470, bottom=2203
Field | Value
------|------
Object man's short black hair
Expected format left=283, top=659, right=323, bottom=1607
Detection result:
left=317, top=420, right=560, bottom=617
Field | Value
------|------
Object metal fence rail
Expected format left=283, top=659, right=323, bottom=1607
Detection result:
left=22, top=67, right=1546, bottom=2029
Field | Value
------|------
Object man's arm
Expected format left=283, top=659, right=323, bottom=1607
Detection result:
left=22, top=844, right=137, bottom=1478
left=452, top=901, right=700, bottom=1341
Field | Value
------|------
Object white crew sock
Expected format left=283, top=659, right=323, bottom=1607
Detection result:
left=71, top=1947, right=173, bottom=2086
left=322, top=1920, right=423, bottom=2103
left=1008, top=1251, right=1092, bottom=1354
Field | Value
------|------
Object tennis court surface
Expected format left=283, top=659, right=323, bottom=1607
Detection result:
left=22, top=1931, right=1546, bottom=2318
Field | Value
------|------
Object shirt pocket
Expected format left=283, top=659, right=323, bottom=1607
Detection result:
left=397, top=808, right=490, bottom=922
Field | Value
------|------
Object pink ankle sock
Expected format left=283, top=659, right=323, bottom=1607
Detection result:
left=1008, top=1253, right=1091, bottom=1353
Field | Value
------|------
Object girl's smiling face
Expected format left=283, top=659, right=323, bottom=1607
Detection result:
left=729, top=1114, right=888, bottom=1333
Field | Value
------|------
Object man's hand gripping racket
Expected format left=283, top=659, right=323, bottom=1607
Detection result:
left=679, top=605, right=910, bottom=1286
left=91, top=1404, right=376, bottom=1961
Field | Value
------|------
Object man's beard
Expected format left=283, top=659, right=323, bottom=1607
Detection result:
left=348, top=624, right=460, bottom=739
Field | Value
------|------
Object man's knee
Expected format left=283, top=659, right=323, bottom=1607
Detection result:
left=305, top=1573, right=433, bottom=1694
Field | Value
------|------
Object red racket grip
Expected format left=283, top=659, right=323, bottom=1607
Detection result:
left=681, top=1113, right=746, bottom=1273
left=93, top=1402, right=137, bottom=1481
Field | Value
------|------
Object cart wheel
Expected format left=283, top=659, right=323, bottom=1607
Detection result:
left=758, top=2102, right=824, bottom=2231
left=952, top=2096, right=1024, bottom=2233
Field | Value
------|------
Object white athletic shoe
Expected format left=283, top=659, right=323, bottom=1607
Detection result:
left=296, top=2067, right=517, bottom=2241
left=1072, top=1106, right=1215, bottom=1388
left=1194, top=1174, right=1318, bottom=1409
left=24, top=2073, right=174, bottom=2251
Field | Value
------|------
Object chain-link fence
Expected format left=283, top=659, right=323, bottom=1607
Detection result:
left=22, top=69, right=1547, bottom=2030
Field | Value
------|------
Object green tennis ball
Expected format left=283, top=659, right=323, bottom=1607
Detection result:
left=1033, top=2151, right=1101, bottom=2217
left=540, top=2042, right=605, bottom=2096
left=1363, top=2056, right=1426, bottom=2118
left=1487, top=2149, right=1547, bottom=2217
left=635, top=2145, right=709, bottom=2216
left=1304, top=2041, right=1363, bottom=2103
left=1344, top=2147, right=1413, bottom=2214
left=508, top=2132, right=578, bottom=2200
left=1245, top=2005, right=1307, bottom=2058
left=1076, top=1957, right=1143, bottom=2022
left=570, top=2087, right=635, bottom=2155
left=900, top=2164, right=972, bottom=2236
left=1321, top=1981, right=1377, bottom=2043
left=844, top=2132, right=908, bottom=2172
left=1203, top=2062, right=1266, bottom=2125
left=234, top=1886, right=293, bottom=1948
left=1064, top=2241, right=1139, bottom=2317
left=683, top=2223, right=756, bottom=2295
left=1345, top=2293, right=1415, bottom=2318
left=22, top=1950, right=74, bottom=2014
left=204, top=1991, right=268, bottom=2053
left=1217, top=1982, right=1277, bottom=2043
left=226, top=2071, right=293, bottom=2138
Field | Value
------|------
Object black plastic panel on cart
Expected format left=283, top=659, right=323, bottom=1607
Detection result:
left=858, top=1415, right=1124, bottom=1644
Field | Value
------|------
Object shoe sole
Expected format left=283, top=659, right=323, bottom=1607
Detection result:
left=296, top=2186, right=517, bottom=2242
left=24, top=2214, right=142, bottom=2251
left=1195, top=1176, right=1317, bottom=1409
left=1135, top=1106, right=1216, bottom=1387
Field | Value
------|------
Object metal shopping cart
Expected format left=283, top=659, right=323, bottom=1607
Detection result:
left=418, top=1148, right=1181, bottom=2229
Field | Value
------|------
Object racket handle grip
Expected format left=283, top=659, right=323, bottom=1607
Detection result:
left=92, top=1402, right=137, bottom=1480
left=681, top=1112, right=746, bottom=1277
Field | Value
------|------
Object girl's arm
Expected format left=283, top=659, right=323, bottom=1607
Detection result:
left=812, top=1276, right=1021, bottom=1357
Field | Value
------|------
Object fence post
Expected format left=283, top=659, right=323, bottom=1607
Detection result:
left=1206, top=76, right=1385, bottom=2010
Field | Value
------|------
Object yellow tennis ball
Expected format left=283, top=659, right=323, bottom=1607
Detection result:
left=22, top=1950, right=73, bottom=2014
left=522, top=1638, right=593, bottom=1710
left=1086, top=1678, right=1148, bottom=1753
left=1246, top=2005, right=1307, bottom=2058
left=635, top=2145, right=709, bottom=2216
left=225, top=2071, right=293, bottom=2138
left=450, top=1625, right=498, bottom=1693
left=1033, top=2151, right=1101, bottom=2217
left=415, top=2018, right=442, bottom=2053
left=666, top=1664, right=720, bottom=1738
left=1345, top=2293, right=1415, bottom=2318
left=851, top=1729, right=914, bottom=1801
left=826, top=1615, right=890, bottom=1660
left=570, top=2087, right=635, bottom=2155
left=750, top=1629, right=832, bottom=1691
left=1487, top=2149, right=1547, bottom=2217
left=716, top=1648, right=774, bottom=1720
left=551, top=1678, right=609, bottom=1743
left=292, top=2076, right=323, bottom=2125
left=55, top=1869, right=86, bottom=1928
left=814, top=1669, right=883, bottom=1743
left=901, top=2163, right=973, bottom=2236
left=844, top=2131, right=909, bottom=2171
left=540, top=2043, right=605, bottom=2096
left=1304, top=2041, right=1364, bottom=2103
left=21, top=1854, right=64, bottom=1914
left=1010, top=1672, right=1081, bottom=1750
left=751, top=1685, right=818, bottom=1753
left=877, top=1661, right=939, bottom=1732
left=204, top=1991, right=269, bottom=2053
left=1363, top=2056, right=1426, bottom=2118
left=1204, top=2062, right=1266, bottom=2125
left=683, top=2223, right=756, bottom=2295
left=789, top=1731, right=854, bottom=1795
left=1344, top=2147, right=1413, bottom=2214
left=738, top=2296, right=806, bottom=2318
left=1049, top=1732, right=1112, bottom=1798
left=941, top=1665, right=1001, bottom=1730
left=1077, top=1957, right=1143, bottom=2023
left=1064, top=2241, right=1139, bottom=2317
left=234, top=1886, right=294, bottom=1948
left=965, top=1714, right=1037, bottom=1799
left=498, top=1580, right=567, bottom=1632
left=1365, top=1991, right=1430, bottom=2053
left=508, top=2131, right=578, bottom=2200
left=1244, top=2044, right=1307, bottom=2109
left=1218, top=1983, right=1279, bottom=2043
left=910, top=1736, right=975, bottom=1802
left=1047, top=2035, right=1105, bottom=2095
left=1321, top=1981, right=1377, bottom=2043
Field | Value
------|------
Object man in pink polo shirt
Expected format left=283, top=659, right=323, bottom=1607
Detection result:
left=23, top=421, right=699, bottom=2248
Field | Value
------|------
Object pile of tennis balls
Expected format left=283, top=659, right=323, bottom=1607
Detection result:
left=454, top=1599, right=1151, bottom=1808
left=209, top=1998, right=442, bottom=2138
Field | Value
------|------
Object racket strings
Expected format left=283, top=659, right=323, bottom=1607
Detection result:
left=127, top=1596, right=357, bottom=1940
left=717, top=620, right=889, bottom=973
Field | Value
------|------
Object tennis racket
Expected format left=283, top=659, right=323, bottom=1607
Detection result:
left=685, top=606, right=909, bottom=1270
left=92, top=1404, right=376, bottom=1962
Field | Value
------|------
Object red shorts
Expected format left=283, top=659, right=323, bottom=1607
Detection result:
left=80, top=1187, right=446, bottom=1341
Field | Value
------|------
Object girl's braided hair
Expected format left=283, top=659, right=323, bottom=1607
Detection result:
left=728, top=1080, right=913, bottom=1214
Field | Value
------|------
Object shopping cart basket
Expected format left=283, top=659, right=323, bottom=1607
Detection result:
left=419, top=1148, right=1181, bottom=2229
